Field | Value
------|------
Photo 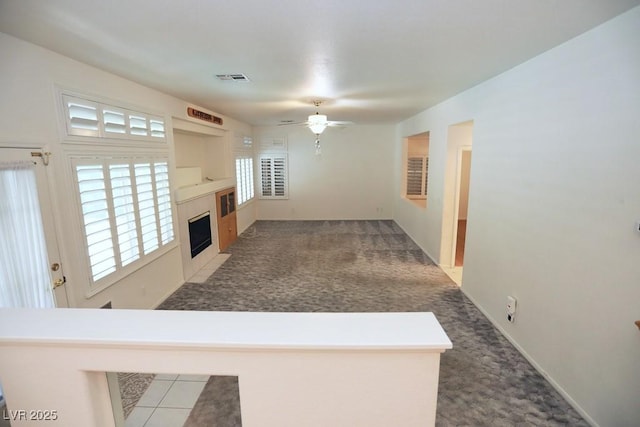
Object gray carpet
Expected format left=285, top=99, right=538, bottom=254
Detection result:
left=157, top=220, right=588, bottom=426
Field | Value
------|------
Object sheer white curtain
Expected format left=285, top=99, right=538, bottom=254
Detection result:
left=0, top=161, right=55, bottom=308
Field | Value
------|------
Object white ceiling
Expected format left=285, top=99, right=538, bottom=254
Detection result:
left=1, top=0, right=638, bottom=126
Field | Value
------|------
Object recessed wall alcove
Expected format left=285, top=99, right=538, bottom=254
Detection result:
left=172, top=118, right=234, bottom=281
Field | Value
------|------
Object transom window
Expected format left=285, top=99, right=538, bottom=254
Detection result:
left=63, top=94, right=166, bottom=142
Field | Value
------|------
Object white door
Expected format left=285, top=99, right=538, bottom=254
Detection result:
left=0, top=147, right=69, bottom=307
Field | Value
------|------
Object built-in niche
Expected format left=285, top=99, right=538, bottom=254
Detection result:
left=172, top=118, right=234, bottom=281
left=173, top=130, right=227, bottom=180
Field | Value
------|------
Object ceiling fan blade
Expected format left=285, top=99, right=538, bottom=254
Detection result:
left=277, top=121, right=308, bottom=126
left=327, top=121, right=354, bottom=126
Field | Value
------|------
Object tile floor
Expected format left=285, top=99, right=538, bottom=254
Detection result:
left=122, top=254, right=230, bottom=427
left=124, top=374, right=210, bottom=427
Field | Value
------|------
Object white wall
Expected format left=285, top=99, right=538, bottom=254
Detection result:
left=395, top=7, right=640, bottom=426
left=254, top=125, right=395, bottom=220
left=0, top=32, right=253, bottom=309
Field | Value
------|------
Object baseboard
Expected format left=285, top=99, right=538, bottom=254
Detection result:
left=394, top=221, right=439, bottom=264
left=150, top=278, right=186, bottom=309
left=460, top=288, right=599, bottom=427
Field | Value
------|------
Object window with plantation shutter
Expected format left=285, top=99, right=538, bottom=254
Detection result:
left=61, top=93, right=166, bottom=142
left=259, top=154, right=288, bottom=199
left=403, top=133, right=429, bottom=205
left=73, top=157, right=175, bottom=286
left=235, top=156, right=254, bottom=206
left=406, top=156, right=428, bottom=198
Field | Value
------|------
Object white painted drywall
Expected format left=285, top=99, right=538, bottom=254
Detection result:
left=0, top=33, right=253, bottom=309
left=254, top=125, right=395, bottom=220
left=395, top=7, right=640, bottom=426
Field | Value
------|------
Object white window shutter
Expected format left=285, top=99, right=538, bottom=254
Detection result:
left=64, top=95, right=100, bottom=137
left=134, top=163, right=159, bottom=254
left=129, top=115, right=149, bottom=136
left=260, top=157, right=273, bottom=197
left=235, top=155, right=255, bottom=206
left=75, top=163, right=117, bottom=280
left=103, top=109, right=127, bottom=135
left=273, top=157, right=287, bottom=197
left=108, top=163, right=140, bottom=266
left=406, top=157, right=424, bottom=197
left=154, top=162, right=174, bottom=244
left=423, top=157, right=429, bottom=196
left=259, top=154, right=288, bottom=199
left=149, top=119, right=166, bottom=138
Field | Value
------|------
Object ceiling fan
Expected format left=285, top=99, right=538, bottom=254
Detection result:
left=279, top=100, right=353, bottom=136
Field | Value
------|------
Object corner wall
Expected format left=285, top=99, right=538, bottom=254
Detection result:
left=394, top=7, right=640, bottom=426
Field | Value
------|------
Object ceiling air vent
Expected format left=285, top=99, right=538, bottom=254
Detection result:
left=215, top=73, right=250, bottom=81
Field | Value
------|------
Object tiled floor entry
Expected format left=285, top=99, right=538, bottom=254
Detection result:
left=125, top=375, right=209, bottom=427
left=118, top=255, right=232, bottom=427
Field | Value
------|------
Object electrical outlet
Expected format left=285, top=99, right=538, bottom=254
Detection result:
left=506, top=296, right=517, bottom=323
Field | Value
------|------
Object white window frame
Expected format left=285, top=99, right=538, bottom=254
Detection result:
left=72, top=156, right=176, bottom=290
left=258, top=154, right=288, bottom=199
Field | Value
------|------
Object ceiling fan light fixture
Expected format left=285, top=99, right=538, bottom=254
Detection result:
left=308, top=113, right=328, bottom=134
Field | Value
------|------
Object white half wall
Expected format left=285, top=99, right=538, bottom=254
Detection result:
left=254, top=125, right=395, bottom=220
left=395, top=7, right=640, bottom=426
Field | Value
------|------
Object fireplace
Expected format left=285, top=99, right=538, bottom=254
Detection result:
left=188, top=211, right=212, bottom=258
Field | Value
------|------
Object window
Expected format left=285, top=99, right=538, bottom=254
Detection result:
left=62, top=94, right=166, bottom=141
left=404, top=132, right=430, bottom=206
left=74, top=158, right=175, bottom=285
left=406, top=156, right=428, bottom=198
left=235, top=156, right=255, bottom=206
left=259, top=154, right=288, bottom=199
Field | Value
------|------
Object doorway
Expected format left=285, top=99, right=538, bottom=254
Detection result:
left=0, top=147, right=68, bottom=308
left=454, top=148, right=472, bottom=266
left=440, top=121, right=473, bottom=285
